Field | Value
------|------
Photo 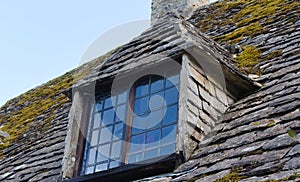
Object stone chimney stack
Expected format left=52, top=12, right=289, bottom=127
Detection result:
left=151, top=0, right=209, bottom=23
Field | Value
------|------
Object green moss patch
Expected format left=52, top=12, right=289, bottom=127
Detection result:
left=0, top=48, right=118, bottom=159
left=0, top=72, right=74, bottom=154
left=262, top=172, right=300, bottom=182
left=193, top=0, right=299, bottom=69
left=191, top=0, right=299, bottom=75
left=262, top=49, right=283, bottom=61
left=214, top=22, right=268, bottom=43
left=214, top=172, right=245, bottom=182
left=197, top=0, right=299, bottom=43
left=232, top=0, right=283, bottom=27
left=235, top=46, right=262, bottom=74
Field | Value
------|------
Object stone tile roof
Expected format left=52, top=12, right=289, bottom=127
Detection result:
left=74, top=16, right=257, bottom=98
left=0, top=97, right=71, bottom=182
left=0, top=57, right=112, bottom=181
left=0, top=0, right=299, bottom=181
left=155, top=0, right=300, bottom=181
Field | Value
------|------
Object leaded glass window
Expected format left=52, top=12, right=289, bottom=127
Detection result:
left=128, top=75, right=179, bottom=164
left=82, top=74, right=179, bottom=175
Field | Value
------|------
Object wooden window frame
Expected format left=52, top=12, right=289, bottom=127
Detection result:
left=67, top=153, right=181, bottom=182
left=71, top=73, right=182, bottom=180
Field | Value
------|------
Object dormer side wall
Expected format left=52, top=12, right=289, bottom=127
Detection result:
left=177, top=54, right=235, bottom=159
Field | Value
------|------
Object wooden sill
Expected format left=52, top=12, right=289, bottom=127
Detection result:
left=65, top=153, right=181, bottom=182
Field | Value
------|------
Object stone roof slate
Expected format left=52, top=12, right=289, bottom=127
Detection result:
left=74, top=16, right=257, bottom=98
left=0, top=101, right=71, bottom=181
left=148, top=0, right=300, bottom=181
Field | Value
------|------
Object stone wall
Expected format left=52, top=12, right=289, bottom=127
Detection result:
left=151, top=0, right=209, bottom=23
left=178, top=54, right=235, bottom=159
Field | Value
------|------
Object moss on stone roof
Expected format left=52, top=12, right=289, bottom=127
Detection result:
left=190, top=0, right=300, bottom=74
left=197, top=0, right=298, bottom=43
left=1, top=1, right=297, bottom=156
left=0, top=49, right=117, bottom=158
left=0, top=0, right=299, bottom=181
left=0, top=73, right=71, bottom=151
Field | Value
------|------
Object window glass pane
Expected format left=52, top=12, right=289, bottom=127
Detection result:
left=163, top=105, right=178, bottom=125
left=113, top=123, right=124, bottom=140
left=111, top=95, right=117, bottom=107
left=104, top=97, right=113, bottom=109
left=148, top=109, right=164, bottom=129
left=161, top=125, right=177, bottom=145
left=146, top=129, right=160, bottom=149
left=166, top=74, right=179, bottom=87
left=144, top=149, right=158, bottom=160
left=116, top=104, right=126, bottom=122
left=132, top=115, right=147, bottom=135
left=99, top=126, right=113, bottom=144
left=130, top=134, right=145, bottom=153
left=95, top=163, right=108, bottom=172
left=111, top=141, right=122, bottom=159
left=117, top=91, right=127, bottom=105
left=134, top=97, right=148, bottom=115
left=135, top=79, right=149, bottom=98
left=160, top=144, right=175, bottom=156
left=85, top=166, right=94, bottom=175
left=93, top=113, right=101, bottom=129
left=97, top=144, right=110, bottom=163
left=87, top=147, right=97, bottom=165
left=109, top=161, right=121, bottom=169
left=102, top=109, right=114, bottom=126
left=84, top=74, right=180, bottom=174
left=128, top=153, right=143, bottom=164
left=90, top=130, right=99, bottom=146
left=149, top=91, right=164, bottom=111
left=127, top=74, right=179, bottom=165
left=165, top=87, right=178, bottom=106
left=150, top=76, right=164, bottom=93
left=96, top=101, right=103, bottom=112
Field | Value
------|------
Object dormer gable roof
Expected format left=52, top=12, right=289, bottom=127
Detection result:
left=73, top=16, right=259, bottom=100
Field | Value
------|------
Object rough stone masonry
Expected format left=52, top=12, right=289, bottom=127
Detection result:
left=151, top=0, right=209, bottom=23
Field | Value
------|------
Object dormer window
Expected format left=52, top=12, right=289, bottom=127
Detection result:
left=62, top=17, right=259, bottom=181
left=81, top=74, right=180, bottom=175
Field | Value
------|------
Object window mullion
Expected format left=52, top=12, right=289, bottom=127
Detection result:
left=121, top=86, right=136, bottom=165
